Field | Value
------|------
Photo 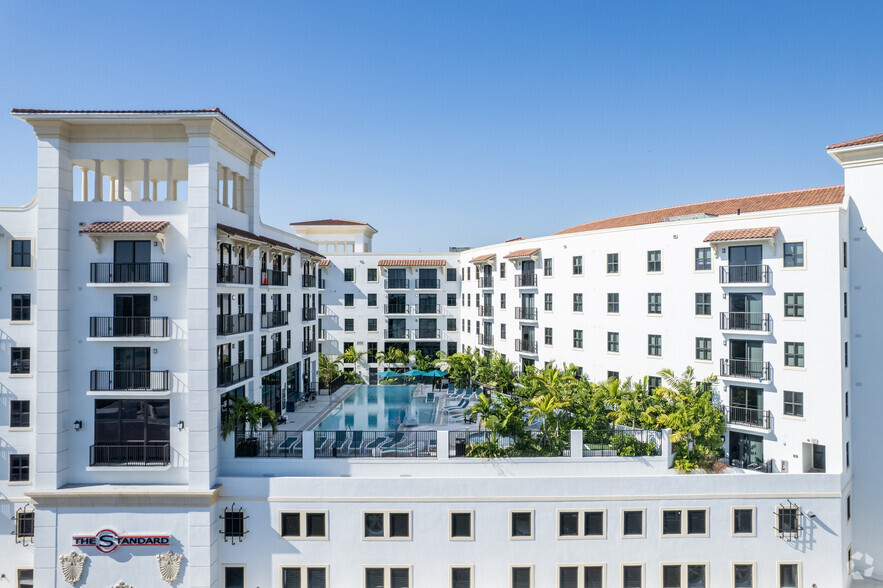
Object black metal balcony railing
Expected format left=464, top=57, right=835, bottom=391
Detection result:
left=217, top=313, right=253, bottom=336
left=261, top=310, right=289, bottom=329
left=90, top=370, right=170, bottom=392
left=302, top=307, right=317, bottom=321
left=720, top=264, right=771, bottom=285
left=233, top=431, right=304, bottom=458
left=261, top=349, right=289, bottom=371
left=384, top=329, right=410, bottom=340
left=384, top=304, right=410, bottom=314
left=478, top=305, right=494, bottom=317
left=479, top=276, right=494, bottom=288
left=515, top=273, right=537, bottom=287
left=218, top=360, right=254, bottom=387
left=90, top=262, right=169, bottom=284
left=479, top=333, right=494, bottom=346
left=416, top=278, right=440, bottom=289
left=515, top=307, right=537, bottom=320
left=302, top=274, right=316, bottom=288
left=720, top=358, right=771, bottom=380
left=722, top=405, right=771, bottom=429
left=385, top=279, right=410, bottom=289
left=415, top=329, right=440, bottom=340
left=303, top=340, right=316, bottom=354
left=260, top=268, right=288, bottom=287
left=318, top=304, right=327, bottom=315
left=515, top=339, right=538, bottom=354
left=315, top=430, right=437, bottom=458
left=90, top=443, right=170, bottom=466
left=720, top=312, right=771, bottom=331
left=217, top=263, right=253, bottom=285
left=90, top=316, right=169, bottom=338
left=416, top=304, right=440, bottom=314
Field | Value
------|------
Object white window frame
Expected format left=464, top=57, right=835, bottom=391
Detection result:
left=621, top=563, right=645, bottom=588
left=362, top=510, right=412, bottom=540
left=363, top=566, right=412, bottom=588
left=606, top=252, right=620, bottom=275
left=621, top=508, right=646, bottom=538
left=556, top=564, right=606, bottom=588
left=659, top=507, right=709, bottom=537
left=544, top=258, right=553, bottom=277
left=556, top=508, right=607, bottom=539
left=279, top=510, right=329, bottom=540
left=731, top=562, right=756, bottom=588
left=222, top=564, right=246, bottom=588
left=279, top=565, right=329, bottom=588
left=646, top=249, right=662, bottom=273
left=694, top=246, right=713, bottom=273
left=450, top=565, right=474, bottom=588
left=730, top=506, right=756, bottom=537
left=660, top=563, right=709, bottom=588
left=8, top=238, right=34, bottom=270
left=509, top=509, right=534, bottom=540
left=449, top=510, right=474, bottom=541
left=510, top=564, right=534, bottom=588
left=344, top=267, right=356, bottom=282
left=367, top=267, right=378, bottom=282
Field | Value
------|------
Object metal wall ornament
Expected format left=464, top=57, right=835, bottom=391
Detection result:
left=59, top=551, right=88, bottom=585
left=156, top=550, right=184, bottom=584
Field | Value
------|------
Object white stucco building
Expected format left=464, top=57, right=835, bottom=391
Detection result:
left=0, top=108, right=880, bottom=587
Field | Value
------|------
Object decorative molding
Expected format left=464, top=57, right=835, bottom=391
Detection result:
left=112, top=583, right=133, bottom=588
left=156, top=550, right=184, bottom=584
left=59, top=551, right=87, bottom=585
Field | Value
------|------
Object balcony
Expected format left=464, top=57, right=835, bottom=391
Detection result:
left=720, top=312, right=771, bottom=332
left=261, top=349, right=289, bottom=371
left=90, top=262, right=169, bottom=284
left=90, top=370, right=170, bottom=392
left=515, top=307, right=537, bottom=320
left=385, top=278, right=410, bottom=289
left=260, top=268, right=288, bottom=287
left=719, top=265, right=771, bottom=285
left=722, top=405, right=771, bottom=430
left=415, top=329, right=440, bottom=340
left=479, top=276, right=494, bottom=288
left=478, top=305, right=494, bottom=317
left=384, top=304, right=410, bottom=314
left=720, top=358, right=770, bottom=381
left=217, top=313, right=253, bottom=336
left=217, top=263, right=253, bottom=285
left=515, top=339, right=538, bottom=354
left=90, top=443, right=170, bottom=467
left=302, top=274, right=316, bottom=288
left=318, top=304, right=327, bottom=315
left=90, top=317, right=169, bottom=338
left=416, top=304, right=440, bottom=315
left=302, top=307, right=317, bottom=321
left=261, top=310, right=289, bottom=329
left=416, top=278, right=440, bottom=289
left=384, top=329, right=411, bottom=340
left=515, top=273, right=537, bottom=287
left=303, top=340, right=316, bottom=354
left=479, top=333, right=494, bottom=346
left=217, top=360, right=254, bottom=387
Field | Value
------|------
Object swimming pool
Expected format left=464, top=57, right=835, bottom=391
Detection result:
left=316, top=385, right=439, bottom=431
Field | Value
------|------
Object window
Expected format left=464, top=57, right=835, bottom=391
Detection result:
left=11, top=347, right=30, bottom=374
left=783, top=391, right=804, bottom=417
left=280, top=512, right=328, bottom=539
left=573, top=293, right=583, bottom=312
left=607, top=332, right=619, bottom=353
left=10, top=400, right=30, bottom=428
left=223, top=509, right=246, bottom=541
left=622, top=510, right=644, bottom=537
left=558, top=510, right=605, bottom=538
left=661, top=508, right=707, bottom=536
left=447, top=293, right=456, bottom=307
left=467, top=294, right=471, bottom=307
left=450, top=511, right=473, bottom=539
left=467, top=267, right=471, bottom=280
left=846, top=442, right=850, bottom=469
left=695, top=337, right=711, bottom=361
left=784, top=292, right=804, bottom=318
left=544, top=258, right=553, bottom=276
left=694, top=293, right=711, bottom=316
left=500, top=293, right=506, bottom=309
left=467, top=320, right=471, bottom=333
left=511, top=566, right=533, bottom=588
left=544, top=293, right=553, bottom=311
left=572, top=256, right=583, bottom=275
left=846, top=390, right=849, bottom=417
left=695, top=247, right=712, bottom=271
left=648, top=334, right=661, bottom=357
left=500, top=324, right=507, bottom=340
left=843, top=241, right=848, bottom=268
left=282, top=566, right=328, bottom=588
left=545, top=328, right=553, bottom=346
left=510, top=510, right=533, bottom=539
left=647, top=250, right=661, bottom=272
left=367, top=268, right=377, bottom=282
left=845, top=341, right=849, bottom=368
left=223, top=566, right=245, bottom=588
left=606, top=293, right=619, bottom=313
left=732, top=507, right=755, bottom=536
left=344, top=294, right=354, bottom=307
left=500, top=264, right=505, bottom=278
left=368, top=319, right=377, bottom=332
left=344, top=268, right=355, bottom=282
left=783, top=242, right=804, bottom=268
left=778, top=563, right=800, bottom=588
left=646, top=376, right=661, bottom=391
left=558, top=565, right=604, bottom=588
left=847, top=494, right=851, bottom=520
left=784, top=342, right=805, bottom=368
left=447, top=318, right=456, bottom=332
left=11, top=294, right=31, bottom=321
left=14, top=508, right=34, bottom=543
left=451, top=567, right=473, bottom=588
left=447, top=268, right=457, bottom=282
left=364, top=511, right=410, bottom=539
left=573, top=330, right=583, bottom=349
left=366, top=293, right=377, bottom=307
left=647, top=293, right=662, bottom=314
left=11, top=240, right=31, bottom=268
left=776, top=507, right=800, bottom=536
left=733, top=563, right=755, bottom=588
left=844, top=292, right=848, bottom=318
left=622, top=564, right=643, bottom=588
left=606, top=253, right=619, bottom=274
left=662, top=564, right=706, bottom=588
left=345, top=319, right=355, bottom=332
left=365, top=567, right=411, bottom=588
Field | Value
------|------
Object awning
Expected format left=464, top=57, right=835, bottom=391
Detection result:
left=377, top=259, right=446, bottom=267
left=80, top=221, right=170, bottom=253
left=469, top=253, right=496, bottom=264
left=704, top=227, right=779, bottom=243
left=503, top=247, right=541, bottom=260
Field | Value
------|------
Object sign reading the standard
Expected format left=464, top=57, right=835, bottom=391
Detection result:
left=73, top=529, right=171, bottom=553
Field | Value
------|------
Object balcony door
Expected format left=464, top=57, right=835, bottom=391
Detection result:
left=482, top=265, right=492, bottom=278
left=113, top=347, right=150, bottom=390
left=522, top=293, right=535, bottom=310
left=418, top=294, right=437, bottom=314
left=730, top=431, right=763, bottom=465
left=483, top=293, right=493, bottom=308
left=522, top=260, right=535, bottom=275
left=94, top=399, right=170, bottom=450
left=219, top=243, right=233, bottom=265
left=418, top=268, right=437, bottom=281
left=114, top=240, right=151, bottom=282
left=729, top=340, right=763, bottom=377
left=521, top=325, right=535, bottom=344
left=114, top=294, right=150, bottom=336
left=729, top=245, right=762, bottom=266
left=388, top=293, right=406, bottom=313
left=729, top=293, right=763, bottom=330
left=730, top=386, right=763, bottom=425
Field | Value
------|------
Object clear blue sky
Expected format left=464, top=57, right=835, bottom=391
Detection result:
left=1, top=2, right=880, bottom=251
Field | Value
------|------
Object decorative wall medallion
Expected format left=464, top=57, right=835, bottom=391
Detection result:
left=156, top=550, right=184, bottom=584
left=112, top=582, right=132, bottom=588
left=59, top=551, right=87, bottom=585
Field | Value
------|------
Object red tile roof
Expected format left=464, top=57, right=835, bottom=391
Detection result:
left=300, top=247, right=326, bottom=259
left=503, top=248, right=541, bottom=259
left=827, top=133, right=883, bottom=150
left=505, top=237, right=525, bottom=242
left=469, top=253, right=496, bottom=264
left=377, top=259, right=447, bottom=267
left=318, top=259, right=330, bottom=267
left=80, top=221, right=169, bottom=234
left=261, top=235, right=299, bottom=253
left=217, top=223, right=300, bottom=253
left=556, top=186, right=844, bottom=235
left=290, top=219, right=371, bottom=226
left=704, top=227, right=779, bottom=242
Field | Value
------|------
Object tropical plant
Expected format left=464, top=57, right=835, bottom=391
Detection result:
left=411, top=349, right=435, bottom=372
left=375, top=346, right=410, bottom=369
left=219, top=396, right=278, bottom=440
left=338, top=346, right=366, bottom=365
left=318, top=353, right=341, bottom=387
left=525, top=393, right=569, bottom=447
left=442, top=350, right=479, bottom=388
left=342, top=370, right=365, bottom=384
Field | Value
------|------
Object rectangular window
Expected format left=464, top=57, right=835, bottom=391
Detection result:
left=784, top=391, right=804, bottom=417
left=282, top=566, right=328, bottom=588
left=783, top=242, right=804, bottom=268
left=646, top=376, right=662, bottom=391
left=223, top=511, right=246, bottom=540
left=544, top=258, right=553, bottom=276
left=11, top=294, right=31, bottom=321
left=364, top=511, right=411, bottom=540
left=500, top=293, right=506, bottom=309
left=344, top=319, right=355, bottom=332
left=695, top=247, right=711, bottom=271
left=9, top=454, right=29, bottom=482
left=846, top=442, right=850, bottom=468
left=511, top=567, right=532, bottom=588
left=695, top=292, right=711, bottom=315
left=622, top=564, right=643, bottom=588
left=776, top=507, right=800, bottom=536
left=784, top=292, right=804, bottom=318
left=557, top=510, right=606, bottom=538
left=15, top=508, right=34, bottom=543
left=15, top=569, right=34, bottom=588
left=607, top=293, right=619, bottom=313
left=10, top=400, right=30, bottom=428
left=622, top=510, right=644, bottom=537
left=467, top=294, right=471, bottom=307
left=648, top=293, right=662, bottom=314
left=544, top=293, right=553, bottom=311
left=280, top=512, right=328, bottom=539
left=846, top=390, right=849, bottom=417
left=11, top=240, right=31, bottom=268
left=367, top=293, right=377, bottom=307
left=606, top=253, right=619, bottom=274
left=447, top=268, right=457, bottom=282
left=365, top=567, right=411, bottom=588
left=695, top=337, right=711, bottom=361
left=545, top=328, right=553, bottom=346
left=368, top=319, right=377, bottom=332
left=367, top=268, right=378, bottom=282
left=467, top=267, right=471, bottom=280
left=467, top=320, right=471, bottom=333
left=647, top=250, right=661, bottom=272
left=844, top=292, right=848, bottom=318
left=500, top=264, right=505, bottom=278
left=607, top=332, right=619, bottom=353
left=573, top=293, right=583, bottom=312
left=733, top=563, right=755, bottom=588
left=572, top=256, right=583, bottom=275
left=845, top=341, right=849, bottom=367
left=447, top=293, right=456, bottom=307
left=573, top=330, right=583, bottom=349
left=450, top=511, right=473, bottom=540
left=510, top=510, right=533, bottom=539
left=784, top=342, right=805, bottom=368
left=607, top=371, right=619, bottom=381
left=843, top=241, right=848, bottom=268
left=451, top=567, right=473, bottom=588
left=500, top=324, right=507, bottom=340
left=447, top=318, right=456, bottom=332
left=344, top=268, right=355, bottom=282
left=778, top=563, right=799, bottom=588
left=344, top=294, right=354, bottom=307
left=648, top=334, right=661, bottom=357
left=662, top=564, right=706, bottom=588
left=847, top=494, right=851, bottom=519
left=223, top=566, right=245, bottom=588
left=11, top=347, right=30, bottom=374
left=732, top=507, right=755, bottom=536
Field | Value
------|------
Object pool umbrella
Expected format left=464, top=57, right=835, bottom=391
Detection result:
left=425, top=369, right=447, bottom=378
left=402, top=369, right=426, bottom=377
left=378, top=370, right=401, bottom=378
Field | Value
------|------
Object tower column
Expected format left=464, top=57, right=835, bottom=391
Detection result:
left=142, top=159, right=151, bottom=201
left=92, top=159, right=103, bottom=201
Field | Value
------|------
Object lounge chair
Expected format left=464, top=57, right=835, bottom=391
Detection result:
left=278, top=435, right=302, bottom=453
left=365, top=436, right=389, bottom=451
left=345, top=431, right=365, bottom=456
left=444, top=398, right=470, bottom=412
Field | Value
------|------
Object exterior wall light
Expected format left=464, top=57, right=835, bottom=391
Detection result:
left=73, top=420, right=82, bottom=431
left=178, top=420, right=185, bottom=431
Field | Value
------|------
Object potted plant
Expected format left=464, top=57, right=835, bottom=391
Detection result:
left=220, top=396, right=278, bottom=457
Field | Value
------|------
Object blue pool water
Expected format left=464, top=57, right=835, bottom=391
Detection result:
left=316, top=385, right=438, bottom=431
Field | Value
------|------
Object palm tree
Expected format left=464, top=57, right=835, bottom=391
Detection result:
left=339, top=346, right=366, bottom=365
left=466, top=393, right=497, bottom=434
left=526, top=393, right=569, bottom=446
left=318, top=353, right=341, bottom=387
left=220, top=396, right=278, bottom=440
left=375, top=347, right=410, bottom=370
